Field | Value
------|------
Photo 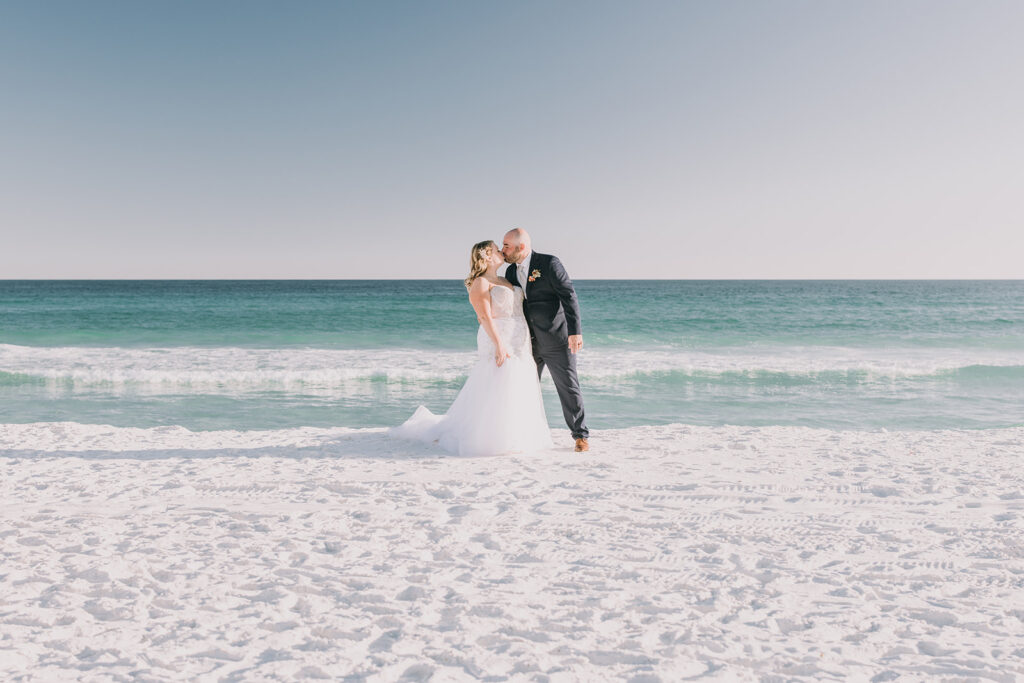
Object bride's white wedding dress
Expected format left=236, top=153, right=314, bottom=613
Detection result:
left=391, top=285, right=553, bottom=456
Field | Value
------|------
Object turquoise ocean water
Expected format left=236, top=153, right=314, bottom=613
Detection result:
left=1, top=280, right=1022, bottom=432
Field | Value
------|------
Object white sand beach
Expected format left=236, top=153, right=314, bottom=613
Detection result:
left=2, top=423, right=1023, bottom=681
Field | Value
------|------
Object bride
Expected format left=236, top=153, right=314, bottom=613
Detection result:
left=391, top=240, right=553, bottom=456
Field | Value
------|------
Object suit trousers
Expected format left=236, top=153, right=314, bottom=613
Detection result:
left=534, top=343, right=589, bottom=440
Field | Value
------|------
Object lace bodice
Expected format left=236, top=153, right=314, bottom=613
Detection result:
left=490, top=285, right=523, bottom=320
left=480, top=285, right=531, bottom=360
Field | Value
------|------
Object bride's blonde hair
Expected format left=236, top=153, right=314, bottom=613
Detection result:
left=464, top=240, right=498, bottom=289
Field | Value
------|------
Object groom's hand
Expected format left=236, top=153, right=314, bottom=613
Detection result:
left=568, top=335, right=583, bottom=354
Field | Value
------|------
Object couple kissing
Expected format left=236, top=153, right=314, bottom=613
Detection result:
left=391, top=228, right=589, bottom=456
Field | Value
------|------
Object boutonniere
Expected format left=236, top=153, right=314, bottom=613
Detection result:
left=528, top=269, right=541, bottom=282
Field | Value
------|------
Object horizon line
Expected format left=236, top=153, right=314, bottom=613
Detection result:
left=2, top=277, right=1023, bottom=282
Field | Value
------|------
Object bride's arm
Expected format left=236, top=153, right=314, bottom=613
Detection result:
left=469, top=279, right=511, bottom=366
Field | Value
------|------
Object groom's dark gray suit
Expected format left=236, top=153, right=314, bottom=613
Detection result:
left=505, top=252, right=589, bottom=440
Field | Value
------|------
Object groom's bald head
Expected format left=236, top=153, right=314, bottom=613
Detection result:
left=502, top=228, right=532, bottom=264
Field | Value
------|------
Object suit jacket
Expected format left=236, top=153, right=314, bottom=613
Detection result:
left=505, top=252, right=582, bottom=350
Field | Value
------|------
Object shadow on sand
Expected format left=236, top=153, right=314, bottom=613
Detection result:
left=0, top=429, right=571, bottom=461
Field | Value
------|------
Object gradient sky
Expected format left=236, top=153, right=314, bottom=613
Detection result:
left=2, top=1, right=1022, bottom=278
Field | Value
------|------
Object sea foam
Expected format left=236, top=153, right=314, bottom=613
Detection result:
left=1, top=343, right=1022, bottom=393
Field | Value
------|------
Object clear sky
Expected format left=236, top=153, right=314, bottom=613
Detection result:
left=2, top=1, right=1022, bottom=279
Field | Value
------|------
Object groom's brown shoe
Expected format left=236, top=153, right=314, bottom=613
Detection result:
left=574, top=438, right=589, bottom=453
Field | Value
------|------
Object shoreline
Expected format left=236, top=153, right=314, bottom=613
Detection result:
left=3, top=421, right=1024, bottom=457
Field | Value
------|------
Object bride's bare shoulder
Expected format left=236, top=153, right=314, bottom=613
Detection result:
left=468, top=277, right=491, bottom=298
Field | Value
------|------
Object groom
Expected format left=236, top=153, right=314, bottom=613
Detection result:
left=502, top=228, right=590, bottom=452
